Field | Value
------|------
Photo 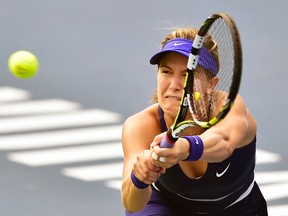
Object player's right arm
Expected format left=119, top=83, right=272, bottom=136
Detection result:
left=121, top=105, right=164, bottom=213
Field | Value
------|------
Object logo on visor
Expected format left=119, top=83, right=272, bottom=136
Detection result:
left=173, top=42, right=188, bottom=46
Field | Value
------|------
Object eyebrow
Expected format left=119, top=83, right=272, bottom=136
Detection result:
left=159, top=64, right=171, bottom=70
left=159, top=64, right=186, bottom=71
left=160, top=65, right=187, bottom=75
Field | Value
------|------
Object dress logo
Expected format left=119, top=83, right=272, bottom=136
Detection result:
left=216, top=163, right=231, bottom=178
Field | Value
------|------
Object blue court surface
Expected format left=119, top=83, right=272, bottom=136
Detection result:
left=0, top=1, right=287, bottom=215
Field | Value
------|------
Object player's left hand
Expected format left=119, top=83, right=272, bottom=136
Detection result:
left=150, top=133, right=190, bottom=168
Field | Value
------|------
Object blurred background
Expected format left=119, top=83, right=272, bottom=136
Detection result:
left=0, top=1, right=287, bottom=215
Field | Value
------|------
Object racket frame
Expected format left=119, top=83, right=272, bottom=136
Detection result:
left=161, top=12, right=242, bottom=147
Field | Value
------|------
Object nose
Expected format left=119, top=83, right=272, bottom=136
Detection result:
left=170, top=76, right=184, bottom=92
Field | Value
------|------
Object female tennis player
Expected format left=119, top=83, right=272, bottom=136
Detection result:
left=121, top=28, right=267, bottom=215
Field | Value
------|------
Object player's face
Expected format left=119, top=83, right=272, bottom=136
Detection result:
left=157, top=52, right=187, bottom=119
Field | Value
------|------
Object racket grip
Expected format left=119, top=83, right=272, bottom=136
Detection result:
left=160, top=134, right=175, bottom=148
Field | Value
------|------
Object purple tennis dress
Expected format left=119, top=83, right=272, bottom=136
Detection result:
left=125, top=107, right=267, bottom=216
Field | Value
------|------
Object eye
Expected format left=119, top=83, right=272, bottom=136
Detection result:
left=159, top=67, right=172, bottom=75
left=162, top=70, right=172, bottom=74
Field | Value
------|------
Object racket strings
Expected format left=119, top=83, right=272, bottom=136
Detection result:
left=190, top=74, right=219, bottom=123
left=192, top=17, right=236, bottom=124
left=208, top=92, right=216, bottom=117
left=193, top=78, right=209, bottom=121
left=209, top=19, right=235, bottom=109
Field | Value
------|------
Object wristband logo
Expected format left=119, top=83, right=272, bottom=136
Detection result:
left=192, top=136, right=199, bottom=145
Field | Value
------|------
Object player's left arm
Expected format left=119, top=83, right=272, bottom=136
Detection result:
left=198, top=94, right=257, bottom=162
left=151, top=94, right=256, bottom=167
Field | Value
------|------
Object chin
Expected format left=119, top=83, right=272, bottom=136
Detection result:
left=162, top=105, right=179, bottom=119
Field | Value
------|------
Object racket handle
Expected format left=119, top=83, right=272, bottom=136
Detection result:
left=160, top=133, right=175, bottom=148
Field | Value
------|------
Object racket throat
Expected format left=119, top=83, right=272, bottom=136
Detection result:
left=168, top=123, right=193, bottom=142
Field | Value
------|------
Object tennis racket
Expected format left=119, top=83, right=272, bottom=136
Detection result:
left=160, top=12, right=242, bottom=148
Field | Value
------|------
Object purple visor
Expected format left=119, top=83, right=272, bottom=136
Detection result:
left=150, top=38, right=219, bottom=76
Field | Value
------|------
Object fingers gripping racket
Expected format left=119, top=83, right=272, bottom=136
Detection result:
left=160, top=12, right=242, bottom=148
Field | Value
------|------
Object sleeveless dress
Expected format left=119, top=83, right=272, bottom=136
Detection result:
left=125, top=106, right=267, bottom=216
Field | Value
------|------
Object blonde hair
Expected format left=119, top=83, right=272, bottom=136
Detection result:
left=151, top=28, right=219, bottom=103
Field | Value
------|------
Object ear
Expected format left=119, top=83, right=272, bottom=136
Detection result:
left=207, top=77, right=219, bottom=94
left=210, top=77, right=219, bottom=89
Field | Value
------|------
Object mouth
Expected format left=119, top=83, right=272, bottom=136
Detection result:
left=166, top=95, right=181, bottom=101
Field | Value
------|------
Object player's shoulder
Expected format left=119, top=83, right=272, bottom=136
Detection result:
left=230, top=94, right=247, bottom=113
left=123, top=103, right=160, bottom=131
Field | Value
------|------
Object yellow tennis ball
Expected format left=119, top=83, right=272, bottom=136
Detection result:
left=194, top=91, right=201, bottom=101
left=8, top=51, right=39, bottom=79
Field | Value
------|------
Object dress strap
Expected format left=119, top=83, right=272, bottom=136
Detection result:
left=158, top=106, right=167, bottom=132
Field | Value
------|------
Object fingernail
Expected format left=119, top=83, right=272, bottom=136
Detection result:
left=152, top=152, right=158, bottom=160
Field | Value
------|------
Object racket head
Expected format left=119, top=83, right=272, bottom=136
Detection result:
left=189, top=13, right=242, bottom=128
left=157, top=13, right=242, bottom=147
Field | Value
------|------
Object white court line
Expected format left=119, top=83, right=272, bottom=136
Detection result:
left=256, top=170, right=288, bottom=201
left=0, top=99, right=81, bottom=116
left=0, top=125, right=122, bottom=150
left=0, top=109, right=122, bottom=133
left=268, top=205, right=288, bottom=216
left=62, top=162, right=123, bottom=181
left=256, top=171, right=288, bottom=184
left=259, top=182, right=288, bottom=201
left=105, top=180, right=122, bottom=190
left=0, top=87, right=31, bottom=103
left=256, top=149, right=281, bottom=164
left=8, top=142, right=123, bottom=166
